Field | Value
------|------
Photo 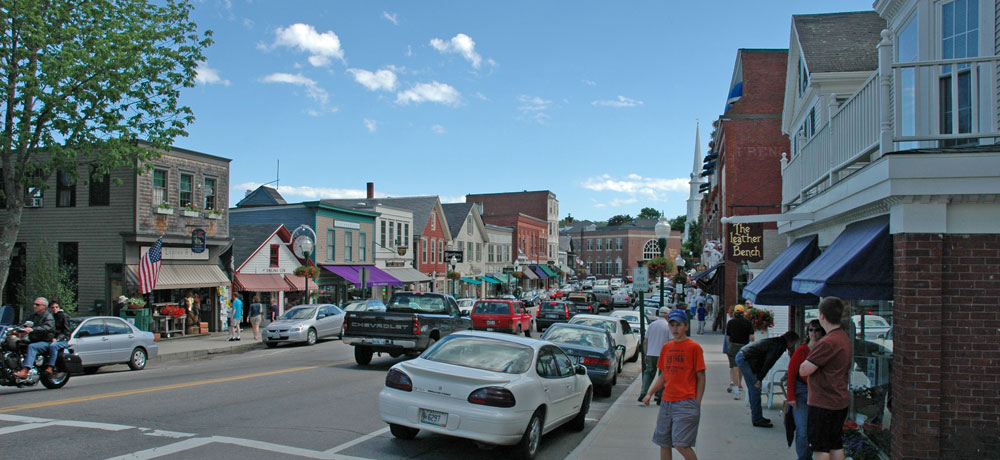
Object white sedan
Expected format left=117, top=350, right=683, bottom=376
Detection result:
left=568, top=314, right=640, bottom=371
left=378, top=331, right=592, bottom=459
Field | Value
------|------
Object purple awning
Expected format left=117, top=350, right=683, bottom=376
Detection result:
left=533, top=265, right=549, bottom=279
left=321, top=265, right=402, bottom=288
left=322, top=265, right=360, bottom=284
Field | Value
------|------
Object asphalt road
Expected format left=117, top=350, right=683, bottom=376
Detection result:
left=0, top=338, right=640, bottom=460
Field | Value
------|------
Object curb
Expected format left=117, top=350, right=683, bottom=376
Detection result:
left=564, top=372, right=644, bottom=460
left=150, top=342, right=264, bottom=364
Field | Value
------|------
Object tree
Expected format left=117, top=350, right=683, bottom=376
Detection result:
left=0, top=1, right=212, bottom=301
left=607, top=214, right=632, bottom=226
left=682, top=218, right=702, bottom=263
left=669, top=215, right=686, bottom=233
left=16, top=239, right=76, bottom=317
left=637, top=207, right=661, bottom=220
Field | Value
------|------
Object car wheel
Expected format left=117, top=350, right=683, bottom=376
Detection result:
left=524, top=326, right=531, bottom=338
left=600, top=381, right=613, bottom=398
left=568, top=388, right=591, bottom=432
left=514, top=410, right=543, bottom=460
left=389, top=423, right=419, bottom=440
left=128, top=348, right=147, bottom=371
left=83, top=366, right=101, bottom=375
left=265, top=341, right=277, bottom=348
left=354, top=346, right=373, bottom=366
left=627, top=348, right=639, bottom=362
left=305, top=328, right=317, bottom=346
left=338, top=326, right=344, bottom=340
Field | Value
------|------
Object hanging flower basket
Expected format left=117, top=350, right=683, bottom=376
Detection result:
left=512, top=271, right=523, bottom=279
left=127, top=297, right=146, bottom=309
left=745, top=307, right=775, bottom=331
left=646, top=257, right=674, bottom=279
left=446, top=271, right=461, bottom=280
left=294, top=264, right=320, bottom=279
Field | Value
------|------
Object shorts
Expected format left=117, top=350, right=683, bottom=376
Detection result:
left=726, top=342, right=746, bottom=368
left=652, top=398, right=700, bottom=448
left=249, top=315, right=261, bottom=326
left=807, top=405, right=849, bottom=452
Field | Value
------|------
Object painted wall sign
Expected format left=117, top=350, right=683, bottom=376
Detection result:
left=385, top=261, right=406, bottom=268
left=334, top=220, right=361, bottom=230
left=726, top=223, right=763, bottom=262
left=191, top=229, right=207, bottom=253
left=142, top=245, right=210, bottom=260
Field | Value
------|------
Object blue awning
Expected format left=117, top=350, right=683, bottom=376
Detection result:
left=743, top=236, right=821, bottom=306
left=479, top=276, right=500, bottom=284
left=693, top=262, right=724, bottom=281
left=460, top=277, right=482, bottom=285
left=532, top=265, right=549, bottom=279
left=792, top=216, right=893, bottom=300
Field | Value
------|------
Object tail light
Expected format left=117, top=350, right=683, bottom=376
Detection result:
left=412, top=316, right=421, bottom=335
left=468, top=387, right=516, bottom=407
left=582, top=357, right=610, bottom=366
left=564, top=306, right=570, bottom=319
left=385, top=368, right=413, bottom=391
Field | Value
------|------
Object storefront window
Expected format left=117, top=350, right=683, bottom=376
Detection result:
left=848, top=299, right=893, bottom=453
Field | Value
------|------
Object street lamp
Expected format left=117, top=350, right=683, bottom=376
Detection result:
left=654, top=217, right=671, bottom=309
left=450, top=256, right=458, bottom=297
left=292, top=224, right=316, bottom=305
left=674, top=253, right=686, bottom=304
left=513, top=260, right=521, bottom=298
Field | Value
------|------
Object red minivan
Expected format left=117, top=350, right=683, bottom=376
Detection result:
left=470, top=299, right=532, bottom=336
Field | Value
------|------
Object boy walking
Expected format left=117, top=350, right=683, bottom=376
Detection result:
left=799, top=297, right=852, bottom=460
left=643, top=309, right=706, bottom=460
left=696, top=303, right=708, bottom=335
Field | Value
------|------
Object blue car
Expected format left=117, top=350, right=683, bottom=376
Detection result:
left=541, top=323, right=621, bottom=397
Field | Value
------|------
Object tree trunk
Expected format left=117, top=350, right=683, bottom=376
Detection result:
left=0, top=201, right=24, bottom=306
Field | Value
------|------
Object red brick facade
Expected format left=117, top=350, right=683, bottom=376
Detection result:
left=892, top=233, right=1000, bottom=459
left=416, top=212, right=447, bottom=283
left=570, top=229, right=681, bottom=278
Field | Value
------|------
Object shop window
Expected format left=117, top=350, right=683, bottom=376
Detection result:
left=847, top=299, right=893, bottom=454
left=56, top=170, right=76, bottom=207
left=359, top=232, right=367, bottom=262
left=269, top=245, right=279, bottom=267
left=89, top=168, right=110, bottom=206
left=152, top=169, right=167, bottom=205
left=344, top=231, right=353, bottom=262
left=203, top=177, right=216, bottom=210
left=179, top=173, right=193, bottom=208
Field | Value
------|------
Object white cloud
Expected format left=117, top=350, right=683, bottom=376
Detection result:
left=581, top=173, right=687, bottom=205
left=395, top=81, right=460, bottom=106
left=235, top=182, right=376, bottom=201
left=382, top=11, right=399, bottom=25
left=272, top=23, right=345, bottom=67
left=195, top=62, right=230, bottom=86
left=431, top=124, right=446, bottom=134
left=364, top=118, right=377, bottom=133
left=583, top=79, right=597, bottom=86
left=516, top=94, right=552, bottom=124
left=261, top=72, right=329, bottom=106
left=430, top=33, right=485, bottom=69
left=592, top=95, right=644, bottom=108
left=347, top=68, right=397, bottom=91
left=475, top=92, right=490, bottom=101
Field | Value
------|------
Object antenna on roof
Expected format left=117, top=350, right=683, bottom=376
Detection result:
left=260, top=159, right=280, bottom=191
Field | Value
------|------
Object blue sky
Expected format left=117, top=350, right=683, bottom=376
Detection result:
left=180, top=0, right=874, bottom=221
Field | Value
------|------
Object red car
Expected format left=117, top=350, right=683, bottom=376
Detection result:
left=470, top=299, right=532, bottom=336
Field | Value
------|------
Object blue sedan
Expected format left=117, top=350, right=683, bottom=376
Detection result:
left=541, top=323, right=621, bottom=397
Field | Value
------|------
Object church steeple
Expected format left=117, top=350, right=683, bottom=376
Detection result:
left=684, top=122, right=703, bottom=242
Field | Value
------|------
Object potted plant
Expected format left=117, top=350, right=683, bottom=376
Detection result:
left=181, top=204, right=200, bottom=217
left=446, top=271, right=461, bottom=280
left=154, top=202, right=173, bottom=215
left=842, top=421, right=889, bottom=460
left=127, top=297, right=146, bottom=309
left=206, top=209, right=223, bottom=220
left=745, top=307, right=774, bottom=340
left=294, top=263, right=320, bottom=279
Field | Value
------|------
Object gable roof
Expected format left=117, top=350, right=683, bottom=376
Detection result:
left=793, top=11, right=885, bottom=73
left=236, top=185, right=287, bottom=208
left=374, top=196, right=444, bottom=237
left=231, top=224, right=291, bottom=270
left=441, top=202, right=476, bottom=239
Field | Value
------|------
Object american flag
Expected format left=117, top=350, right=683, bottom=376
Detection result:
left=139, top=237, right=163, bottom=294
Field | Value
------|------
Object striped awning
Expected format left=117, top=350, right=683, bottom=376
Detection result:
left=493, top=273, right=512, bottom=284
left=234, top=273, right=289, bottom=292
left=284, top=274, right=319, bottom=291
left=539, top=265, right=559, bottom=277
left=128, top=264, right=230, bottom=290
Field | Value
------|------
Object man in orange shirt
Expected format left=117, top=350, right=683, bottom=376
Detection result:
left=643, top=309, right=706, bottom=460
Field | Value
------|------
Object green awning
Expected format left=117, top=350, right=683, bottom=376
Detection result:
left=493, top=273, right=511, bottom=284
left=460, top=277, right=482, bottom=285
left=540, top=265, right=559, bottom=277
left=479, top=276, right=500, bottom=284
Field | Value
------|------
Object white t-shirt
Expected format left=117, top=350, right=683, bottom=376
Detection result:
left=645, top=318, right=671, bottom=357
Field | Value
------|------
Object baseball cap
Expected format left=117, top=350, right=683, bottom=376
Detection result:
left=658, top=306, right=672, bottom=316
left=734, top=304, right=745, bottom=314
left=668, top=309, right=688, bottom=323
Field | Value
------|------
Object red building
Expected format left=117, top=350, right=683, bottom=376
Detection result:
left=480, top=213, right=549, bottom=289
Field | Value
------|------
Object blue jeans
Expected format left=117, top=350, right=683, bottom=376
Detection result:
left=734, top=351, right=764, bottom=424
left=23, top=342, right=49, bottom=369
left=46, top=341, right=67, bottom=367
left=792, top=380, right=811, bottom=460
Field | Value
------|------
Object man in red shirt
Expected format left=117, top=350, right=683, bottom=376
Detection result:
left=643, top=309, right=706, bottom=460
left=799, top=297, right=851, bottom=460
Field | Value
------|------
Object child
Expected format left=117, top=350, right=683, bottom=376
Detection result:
left=643, top=309, right=707, bottom=460
left=696, top=303, right=708, bottom=335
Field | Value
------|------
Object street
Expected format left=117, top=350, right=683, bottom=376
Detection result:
left=0, top=338, right=639, bottom=460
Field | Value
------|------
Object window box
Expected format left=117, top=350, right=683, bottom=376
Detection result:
left=154, top=205, right=174, bottom=215
left=206, top=211, right=223, bottom=220
left=181, top=210, right=200, bottom=218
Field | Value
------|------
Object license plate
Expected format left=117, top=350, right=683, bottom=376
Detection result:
left=367, top=338, right=389, bottom=345
left=486, top=328, right=494, bottom=331
left=486, top=320, right=496, bottom=325
left=420, top=408, right=448, bottom=427
left=546, top=314, right=559, bottom=318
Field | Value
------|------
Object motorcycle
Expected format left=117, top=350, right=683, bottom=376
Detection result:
left=0, top=322, right=84, bottom=389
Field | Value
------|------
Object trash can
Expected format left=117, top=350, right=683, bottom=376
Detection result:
left=93, top=299, right=106, bottom=316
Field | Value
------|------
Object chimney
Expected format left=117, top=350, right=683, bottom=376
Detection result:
left=366, top=182, right=374, bottom=199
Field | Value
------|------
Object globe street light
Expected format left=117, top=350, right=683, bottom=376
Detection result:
left=292, top=225, right=316, bottom=305
left=450, top=256, right=458, bottom=297
left=674, top=253, right=686, bottom=305
left=654, top=217, right=671, bottom=309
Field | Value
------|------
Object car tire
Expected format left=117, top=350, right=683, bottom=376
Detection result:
left=128, top=348, right=147, bottom=371
left=524, top=326, right=531, bottom=338
left=305, top=328, right=317, bottom=346
left=627, top=348, right=639, bottom=363
left=338, top=327, right=344, bottom=340
left=599, top=381, right=613, bottom=398
left=514, top=410, right=543, bottom=460
left=354, top=346, right=373, bottom=366
left=389, top=423, right=419, bottom=440
left=568, top=388, right=591, bottom=432
left=265, top=341, right=277, bottom=348
left=83, top=366, right=101, bottom=375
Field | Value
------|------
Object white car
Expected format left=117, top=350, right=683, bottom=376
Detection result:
left=609, top=310, right=642, bottom=333
left=851, top=314, right=891, bottom=340
left=609, top=278, right=624, bottom=288
left=263, top=304, right=345, bottom=348
left=611, top=289, right=630, bottom=307
left=456, top=298, right=477, bottom=314
left=378, top=331, right=592, bottom=459
left=567, top=314, right=639, bottom=370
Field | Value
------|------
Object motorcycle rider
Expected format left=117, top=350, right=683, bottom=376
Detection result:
left=12, top=297, right=55, bottom=378
left=43, top=299, right=71, bottom=374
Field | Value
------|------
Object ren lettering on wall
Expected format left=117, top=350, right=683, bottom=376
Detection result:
left=726, top=223, right=763, bottom=263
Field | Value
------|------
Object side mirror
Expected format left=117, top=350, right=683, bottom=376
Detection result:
left=876, top=333, right=886, bottom=339
left=460, top=310, right=470, bottom=317
left=617, top=344, right=626, bottom=351
left=576, top=364, right=587, bottom=375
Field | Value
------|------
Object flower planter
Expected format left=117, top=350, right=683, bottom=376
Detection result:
left=181, top=210, right=200, bottom=218
left=128, top=303, right=144, bottom=310
left=207, top=212, right=223, bottom=220
left=154, top=207, right=174, bottom=215
left=754, top=328, right=770, bottom=341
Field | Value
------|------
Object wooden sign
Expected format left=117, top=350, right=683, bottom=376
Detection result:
left=726, top=223, right=763, bottom=262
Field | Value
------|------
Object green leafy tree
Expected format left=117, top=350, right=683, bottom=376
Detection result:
left=16, top=239, right=76, bottom=316
left=607, top=214, right=632, bottom=226
left=637, top=207, right=661, bottom=220
left=682, top=218, right=702, bottom=263
left=0, top=0, right=212, bottom=298
left=669, top=215, right=686, bottom=233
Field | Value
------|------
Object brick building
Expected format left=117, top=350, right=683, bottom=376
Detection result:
left=465, top=190, right=559, bottom=264
left=561, top=219, right=681, bottom=280
left=480, top=212, right=549, bottom=290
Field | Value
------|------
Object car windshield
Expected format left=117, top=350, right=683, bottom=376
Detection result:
left=540, top=302, right=565, bottom=311
left=572, top=318, right=617, bottom=333
left=616, top=314, right=639, bottom=323
left=387, top=294, right=447, bottom=314
left=423, top=336, right=533, bottom=374
left=543, top=327, right=609, bottom=349
left=281, top=307, right=316, bottom=320
left=473, top=302, right=510, bottom=315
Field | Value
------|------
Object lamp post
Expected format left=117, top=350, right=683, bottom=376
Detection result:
left=674, top=253, right=686, bottom=305
left=513, top=260, right=520, bottom=298
left=654, top=217, right=671, bottom=309
left=450, top=256, right=458, bottom=297
left=292, top=224, right=316, bottom=305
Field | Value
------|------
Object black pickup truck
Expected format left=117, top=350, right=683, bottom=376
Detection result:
left=342, top=291, right=471, bottom=365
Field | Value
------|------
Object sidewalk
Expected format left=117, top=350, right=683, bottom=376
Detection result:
left=568, top=331, right=796, bottom=459
left=149, top=332, right=264, bottom=364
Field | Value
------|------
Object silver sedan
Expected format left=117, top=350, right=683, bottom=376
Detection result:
left=68, top=316, right=159, bottom=374
left=263, top=304, right=345, bottom=348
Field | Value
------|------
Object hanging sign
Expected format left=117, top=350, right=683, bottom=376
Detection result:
left=726, top=223, right=763, bottom=262
left=191, top=229, right=207, bottom=254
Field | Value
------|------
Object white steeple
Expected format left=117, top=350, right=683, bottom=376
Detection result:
left=684, top=122, right=703, bottom=242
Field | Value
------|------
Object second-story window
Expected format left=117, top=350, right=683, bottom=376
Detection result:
left=327, top=229, right=336, bottom=261
left=430, top=239, right=436, bottom=264
left=403, top=223, right=409, bottom=246
left=940, top=0, right=980, bottom=143
left=397, top=222, right=403, bottom=245
left=179, top=173, right=193, bottom=208
left=467, top=241, right=473, bottom=260
left=798, top=58, right=809, bottom=96
left=421, top=238, right=427, bottom=264
left=153, top=169, right=167, bottom=205
left=88, top=168, right=110, bottom=206
left=476, top=243, right=482, bottom=262
left=616, top=237, right=622, bottom=250
left=203, top=178, right=216, bottom=210
left=269, top=245, right=279, bottom=267
left=359, top=232, right=367, bottom=262
left=467, top=216, right=473, bottom=235
left=438, top=238, right=443, bottom=263
left=388, top=221, right=395, bottom=248
left=596, top=238, right=602, bottom=250
left=587, top=239, right=592, bottom=250
left=344, top=231, right=353, bottom=262
left=56, top=170, right=75, bottom=207
left=380, top=221, right=386, bottom=248
left=488, top=244, right=495, bottom=262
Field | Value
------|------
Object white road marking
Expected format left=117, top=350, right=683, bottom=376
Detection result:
left=0, top=413, right=51, bottom=423
left=137, top=427, right=195, bottom=438
left=323, top=426, right=390, bottom=454
left=0, top=421, right=56, bottom=435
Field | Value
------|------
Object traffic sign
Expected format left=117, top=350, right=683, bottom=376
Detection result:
left=633, top=267, right=649, bottom=292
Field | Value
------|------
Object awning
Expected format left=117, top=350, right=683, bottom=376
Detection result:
left=321, top=265, right=403, bottom=287
left=532, top=265, right=549, bottom=279
left=692, top=263, right=724, bottom=281
left=383, top=267, right=432, bottom=284
left=493, top=273, right=512, bottom=284
left=284, top=274, right=319, bottom=291
left=460, top=277, right=482, bottom=285
left=234, top=273, right=289, bottom=292
left=693, top=262, right=725, bottom=295
left=479, top=276, right=500, bottom=284
left=522, top=266, right=539, bottom=280
left=792, top=215, right=893, bottom=300
left=539, top=265, right=559, bottom=277
left=127, top=264, right=230, bottom=290
left=323, top=265, right=359, bottom=283
left=742, top=236, right=820, bottom=306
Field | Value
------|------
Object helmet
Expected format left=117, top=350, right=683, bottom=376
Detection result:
left=734, top=304, right=745, bottom=314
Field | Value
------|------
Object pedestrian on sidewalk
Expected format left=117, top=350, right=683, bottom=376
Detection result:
left=696, top=303, right=708, bottom=335
left=734, top=330, right=799, bottom=428
left=640, top=307, right=672, bottom=403
left=228, top=292, right=243, bottom=341
left=725, top=305, right=752, bottom=399
left=643, top=309, right=706, bottom=460
left=787, top=319, right=826, bottom=460
left=799, top=297, right=851, bottom=460
left=248, top=296, right=263, bottom=341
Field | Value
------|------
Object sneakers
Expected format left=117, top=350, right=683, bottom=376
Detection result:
left=726, top=383, right=734, bottom=393
left=227, top=338, right=235, bottom=341
left=753, top=419, right=774, bottom=428
left=733, top=388, right=741, bottom=400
